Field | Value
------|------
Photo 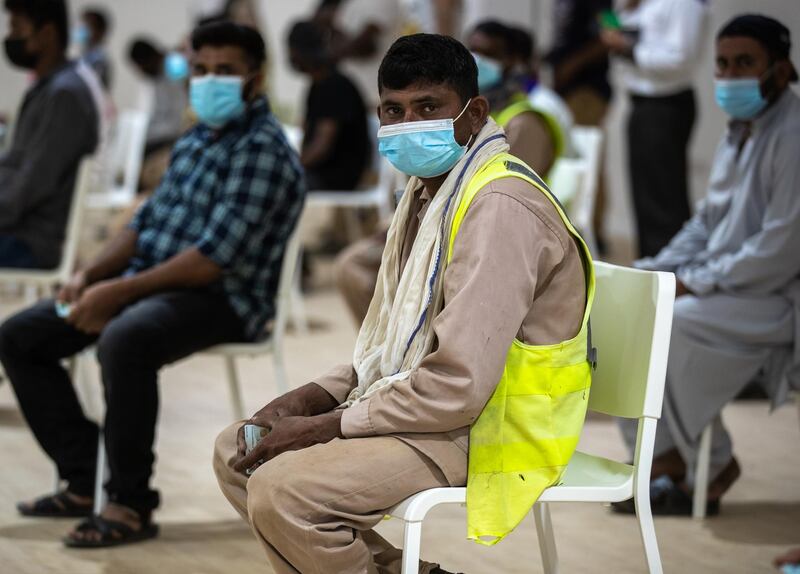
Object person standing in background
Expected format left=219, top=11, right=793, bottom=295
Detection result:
left=602, top=0, right=709, bottom=258
left=76, top=6, right=112, bottom=90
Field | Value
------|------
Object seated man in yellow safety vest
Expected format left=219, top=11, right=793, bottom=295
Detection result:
left=468, top=20, right=565, bottom=179
left=213, top=33, right=595, bottom=574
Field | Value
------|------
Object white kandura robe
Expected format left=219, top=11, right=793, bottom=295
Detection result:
left=621, top=89, right=800, bottom=485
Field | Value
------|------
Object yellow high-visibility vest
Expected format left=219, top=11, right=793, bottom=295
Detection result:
left=491, top=95, right=567, bottom=168
left=448, top=152, right=596, bottom=546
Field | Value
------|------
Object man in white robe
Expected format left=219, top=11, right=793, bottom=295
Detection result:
left=615, top=14, right=800, bottom=516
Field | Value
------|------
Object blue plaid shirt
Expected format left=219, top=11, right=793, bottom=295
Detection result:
left=128, top=96, right=305, bottom=339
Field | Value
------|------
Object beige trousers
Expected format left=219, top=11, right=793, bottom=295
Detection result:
left=335, top=232, right=386, bottom=327
left=213, top=422, right=463, bottom=574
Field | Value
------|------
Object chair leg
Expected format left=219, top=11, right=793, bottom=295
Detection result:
left=289, top=252, right=309, bottom=336
left=693, top=424, right=713, bottom=519
left=634, top=491, right=663, bottom=574
left=533, top=502, right=559, bottom=574
left=224, top=356, right=246, bottom=421
left=94, top=432, right=107, bottom=515
left=401, top=521, right=423, bottom=574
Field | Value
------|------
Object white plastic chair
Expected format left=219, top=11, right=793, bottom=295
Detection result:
left=200, top=227, right=303, bottom=419
left=86, top=110, right=148, bottom=210
left=305, top=115, right=398, bottom=242
left=0, top=158, right=95, bottom=303
left=692, top=391, right=800, bottom=519
left=387, top=262, right=676, bottom=574
left=72, top=227, right=303, bottom=513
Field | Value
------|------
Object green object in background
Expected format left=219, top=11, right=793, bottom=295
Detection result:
left=599, top=9, right=622, bottom=30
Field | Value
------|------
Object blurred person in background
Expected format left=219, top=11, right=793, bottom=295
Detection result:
left=128, top=37, right=189, bottom=163
left=288, top=19, right=369, bottom=192
left=75, top=6, right=112, bottom=89
left=506, top=25, right=575, bottom=159
left=468, top=20, right=561, bottom=177
left=0, top=0, right=98, bottom=269
left=547, top=0, right=611, bottom=250
left=613, top=14, right=800, bottom=517
left=601, top=0, right=709, bottom=258
left=0, top=21, right=305, bottom=548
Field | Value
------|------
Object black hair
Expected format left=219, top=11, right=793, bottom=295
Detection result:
left=717, top=14, right=791, bottom=62
left=4, top=0, right=69, bottom=50
left=191, top=21, right=267, bottom=71
left=472, top=20, right=513, bottom=53
left=82, top=7, right=110, bottom=40
left=128, top=37, right=161, bottom=67
left=508, top=26, right=535, bottom=63
left=378, top=33, right=478, bottom=104
left=287, top=20, right=326, bottom=63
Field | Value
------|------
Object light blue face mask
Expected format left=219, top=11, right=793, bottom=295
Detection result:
left=73, top=25, right=90, bottom=49
left=714, top=76, right=768, bottom=120
left=377, top=100, right=473, bottom=178
left=473, top=52, right=503, bottom=92
left=190, top=75, right=247, bottom=129
left=164, top=52, right=189, bottom=82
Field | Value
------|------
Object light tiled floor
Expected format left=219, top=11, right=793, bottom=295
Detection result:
left=0, top=284, right=798, bottom=574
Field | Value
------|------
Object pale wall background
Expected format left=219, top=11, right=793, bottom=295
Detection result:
left=1, top=0, right=798, bottom=243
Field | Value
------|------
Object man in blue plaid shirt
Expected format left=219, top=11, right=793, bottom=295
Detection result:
left=0, top=22, right=305, bottom=548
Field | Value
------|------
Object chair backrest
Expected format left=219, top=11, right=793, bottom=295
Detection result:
left=270, top=224, right=303, bottom=342
left=588, top=262, right=676, bottom=420
left=104, top=110, right=148, bottom=202
left=567, top=126, right=603, bottom=255
left=54, top=157, right=96, bottom=283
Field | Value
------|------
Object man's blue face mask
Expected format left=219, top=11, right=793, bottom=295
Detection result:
left=473, top=53, right=503, bottom=92
left=377, top=100, right=473, bottom=178
left=165, top=52, right=190, bottom=82
left=714, top=69, right=772, bottom=120
left=190, top=75, right=247, bottom=129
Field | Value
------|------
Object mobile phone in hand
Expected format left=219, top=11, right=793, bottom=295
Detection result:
left=244, top=424, right=268, bottom=456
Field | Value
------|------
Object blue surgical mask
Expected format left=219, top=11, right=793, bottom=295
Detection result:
left=714, top=76, right=768, bottom=120
left=73, top=25, right=90, bottom=49
left=164, top=51, right=189, bottom=82
left=378, top=100, right=473, bottom=178
left=190, top=75, right=247, bottom=129
left=473, top=53, right=503, bottom=92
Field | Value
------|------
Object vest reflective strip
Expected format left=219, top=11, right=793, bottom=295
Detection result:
left=492, top=96, right=566, bottom=160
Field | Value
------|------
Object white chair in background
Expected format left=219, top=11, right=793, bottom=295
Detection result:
left=73, top=226, right=303, bottom=512
left=87, top=110, right=148, bottom=210
left=692, top=391, right=800, bottom=519
left=387, top=262, right=675, bottom=574
left=201, top=227, right=303, bottom=420
left=0, top=158, right=95, bottom=303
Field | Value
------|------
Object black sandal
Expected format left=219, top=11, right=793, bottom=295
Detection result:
left=64, top=514, right=159, bottom=548
left=17, top=491, right=93, bottom=519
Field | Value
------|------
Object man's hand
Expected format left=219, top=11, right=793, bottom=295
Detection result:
left=235, top=383, right=341, bottom=458
left=233, top=411, right=344, bottom=474
left=57, top=270, right=89, bottom=304
left=67, top=279, right=132, bottom=334
left=675, top=279, right=693, bottom=298
left=600, top=29, right=634, bottom=57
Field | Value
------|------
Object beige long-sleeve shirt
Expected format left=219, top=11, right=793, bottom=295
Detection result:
left=315, top=174, right=587, bottom=484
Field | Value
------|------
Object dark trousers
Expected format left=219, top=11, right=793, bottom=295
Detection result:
left=628, top=89, right=696, bottom=258
left=0, top=234, right=39, bottom=268
left=0, top=290, right=245, bottom=516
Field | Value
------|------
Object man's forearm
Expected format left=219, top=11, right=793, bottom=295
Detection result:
left=115, top=247, right=222, bottom=304
left=83, top=228, right=139, bottom=284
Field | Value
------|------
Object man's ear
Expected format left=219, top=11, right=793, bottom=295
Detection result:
left=468, top=96, right=490, bottom=133
left=247, top=69, right=266, bottom=100
left=773, top=60, right=792, bottom=92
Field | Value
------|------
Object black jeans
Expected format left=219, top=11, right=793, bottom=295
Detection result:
left=628, top=89, right=696, bottom=258
left=0, top=290, right=245, bottom=516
